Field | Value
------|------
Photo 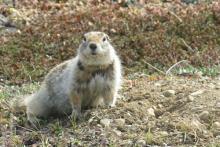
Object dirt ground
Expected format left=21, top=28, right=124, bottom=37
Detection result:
left=0, top=74, right=220, bottom=146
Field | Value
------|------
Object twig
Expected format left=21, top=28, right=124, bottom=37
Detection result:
left=181, top=38, right=194, bottom=52
left=168, top=10, right=183, bottom=23
left=17, top=125, right=35, bottom=132
left=166, top=60, right=189, bottom=75
left=145, top=61, right=166, bottom=75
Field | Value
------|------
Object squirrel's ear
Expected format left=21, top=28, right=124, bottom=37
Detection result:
left=106, top=34, right=111, bottom=41
left=82, top=35, right=86, bottom=42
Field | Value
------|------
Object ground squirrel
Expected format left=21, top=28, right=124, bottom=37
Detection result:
left=21, top=31, right=122, bottom=123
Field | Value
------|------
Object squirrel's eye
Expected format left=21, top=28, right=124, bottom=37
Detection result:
left=83, top=37, right=87, bottom=42
left=102, top=37, right=106, bottom=42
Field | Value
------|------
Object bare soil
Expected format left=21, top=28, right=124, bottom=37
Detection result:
left=0, top=74, right=220, bottom=146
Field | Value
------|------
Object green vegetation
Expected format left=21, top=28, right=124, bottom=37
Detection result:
left=145, top=128, right=153, bottom=144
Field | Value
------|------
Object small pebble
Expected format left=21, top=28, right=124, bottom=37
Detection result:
left=190, top=90, right=204, bottom=96
left=213, top=122, right=220, bottom=129
left=163, top=90, right=176, bottom=97
left=147, top=108, right=155, bottom=116
left=158, top=104, right=163, bottom=108
left=136, top=139, right=146, bottom=146
left=114, top=118, right=125, bottom=126
left=208, top=83, right=215, bottom=89
left=100, top=118, right=111, bottom=127
left=122, top=140, right=133, bottom=146
left=187, top=95, right=194, bottom=102
left=159, top=131, right=169, bottom=136
left=113, top=129, right=122, bottom=136
left=199, top=111, right=210, bottom=122
left=155, top=83, right=161, bottom=87
left=215, top=102, right=220, bottom=108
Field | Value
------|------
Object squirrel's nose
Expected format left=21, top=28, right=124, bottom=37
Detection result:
left=89, top=43, right=97, bottom=51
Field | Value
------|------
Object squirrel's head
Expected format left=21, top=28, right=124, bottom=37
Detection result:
left=78, top=31, right=116, bottom=66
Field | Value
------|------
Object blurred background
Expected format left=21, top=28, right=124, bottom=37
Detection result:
left=0, top=0, right=220, bottom=85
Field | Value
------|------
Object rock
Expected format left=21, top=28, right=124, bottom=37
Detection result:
left=147, top=108, right=155, bottom=117
left=121, top=140, right=133, bottom=146
left=208, top=83, right=215, bottom=89
left=114, top=118, right=125, bottom=126
left=215, top=101, right=220, bottom=108
left=88, top=116, right=95, bottom=124
left=202, top=130, right=213, bottom=138
left=215, top=81, right=220, bottom=89
left=154, top=82, right=161, bottom=87
left=187, top=95, right=194, bottom=102
left=213, top=122, right=220, bottom=129
left=163, top=90, right=176, bottom=97
left=100, top=119, right=111, bottom=127
left=113, top=129, right=122, bottom=136
left=212, top=122, right=220, bottom=136
left=158, top=104, right=163, bottom=108
left=199, top=111, right=210, bottom=122
left=96, top=124, right=102, bottom=128
left=136, top=139, right=146, bottom=146
left=159, top=131, right=169, bottom=136
left=190, top=90, right=204, bottom=96
left=126, top=124, right=141, bottom=132
left=216, top=135, right=220, bottom=139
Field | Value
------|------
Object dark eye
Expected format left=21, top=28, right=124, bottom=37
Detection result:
left=102, top=37, right=106, bottom=42
left=83, top=36, right=87, bottom=42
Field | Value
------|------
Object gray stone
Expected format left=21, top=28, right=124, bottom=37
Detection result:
left=190, top=90, right=204, bottom=96
left=100, top=118, right=111, bottom=127
left=147, top=108, right=155, bottom=116
left=199, top=111, right=210, bottom=122
left=215, top=102, right=220, bottom=108
left=163, top=90, right=175, bottom=97
left=113, top=129, right=122, bottom=136
left=187, top=95, right=194, bottom=102
left=114, top=118, right=125, bottom=126
left=208, top=83, right=215, bottom=89
left=120, top=140, right=133, bottom=146
left=213, top=122, right=220, bottom=129
left=212, top=123, right=220, bottom=136
left=159, top=131, right=169, bottom=136
left=136, top=139, right=146, bottom=146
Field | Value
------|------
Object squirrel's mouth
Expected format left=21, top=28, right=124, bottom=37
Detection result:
left=91, top=52, right=97, bottom=55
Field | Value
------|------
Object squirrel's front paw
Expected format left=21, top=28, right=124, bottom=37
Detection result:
left=27, top=113, right=41, bottom=129
left=70, top=109, right=82, bottom=121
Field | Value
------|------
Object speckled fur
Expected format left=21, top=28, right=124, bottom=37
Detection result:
left=23, top=32, right=122, bottom=123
